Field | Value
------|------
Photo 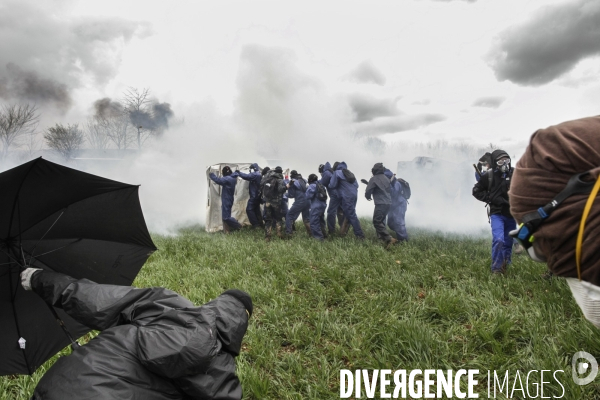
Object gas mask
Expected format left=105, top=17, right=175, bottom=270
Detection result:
left=497, top=158, right=511, bottom=173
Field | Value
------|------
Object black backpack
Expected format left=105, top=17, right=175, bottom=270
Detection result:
left=398, top=178, right=411, bottom=199
left=262, top=175, right=281, bottom=201
left=342, top=169, right=356, bottom=184
left=315, top=182, right=328, bottom=202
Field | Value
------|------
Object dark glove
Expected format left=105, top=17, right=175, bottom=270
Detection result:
left=361, top=179, right=369, bottom=185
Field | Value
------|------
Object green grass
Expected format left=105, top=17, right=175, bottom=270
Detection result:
left=2, top=220, right=600, bottom=399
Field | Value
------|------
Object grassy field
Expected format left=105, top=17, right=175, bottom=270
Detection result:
left=2, top=220, right=600, bottom=399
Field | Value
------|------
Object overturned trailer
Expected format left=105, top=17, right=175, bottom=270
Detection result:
left=206, top=163, right=253, bottom=233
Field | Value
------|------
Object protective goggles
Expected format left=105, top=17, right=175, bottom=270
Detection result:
left=497, top=158, right=511, bottom=166
left=509, top=171, right=600, bottom=279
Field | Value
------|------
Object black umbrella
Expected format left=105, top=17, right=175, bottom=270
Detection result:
left=0, top=158, right=157, bottom=375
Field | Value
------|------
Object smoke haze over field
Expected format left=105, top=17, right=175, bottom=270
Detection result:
left=0, top=0, right=596, bottom=235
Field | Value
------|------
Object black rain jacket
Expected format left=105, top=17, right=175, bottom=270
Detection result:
left=472, top=167, right=514, bottom=217
left=30, top=271, right=249, bottom=400
left=365, top=164, right=391, bottom=205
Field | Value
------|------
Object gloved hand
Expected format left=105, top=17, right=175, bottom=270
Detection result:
left=20, top=268, right=42, bottom=291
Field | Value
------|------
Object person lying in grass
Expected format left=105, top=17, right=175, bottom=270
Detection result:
left=20, top=268, right=252, bottom=400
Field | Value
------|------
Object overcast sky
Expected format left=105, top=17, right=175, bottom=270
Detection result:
left=2, top=0, right=599, bottom=232
left=2, top=0, right=599, bottom=147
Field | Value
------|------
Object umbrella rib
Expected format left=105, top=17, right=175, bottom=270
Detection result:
left=0, top=247, right=23, bottom=268
left=28, top=238, right=83, bottom=260
left=26, top=210, right=65, bottom=266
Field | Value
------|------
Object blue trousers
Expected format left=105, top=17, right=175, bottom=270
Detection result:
left=326, top=194, right=343, bottom=233
left=222, top=204, right=242, bottom=230
left=340, top=195, right=364, bottom=238
left=285, top=199, right=310, bottom=234
left=309, top=203, right=327, bottom=241
left=387, top=199, right=408, bottom=241
left=490, top=214, right=516, bottom=272
left=246, top=197, right=263, bottom=227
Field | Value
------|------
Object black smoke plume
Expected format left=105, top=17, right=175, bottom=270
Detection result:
left=0, top=63, right=72, bottom=113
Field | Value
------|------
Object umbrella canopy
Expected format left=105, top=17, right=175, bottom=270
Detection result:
left=0, top=158, right=157, bottom=375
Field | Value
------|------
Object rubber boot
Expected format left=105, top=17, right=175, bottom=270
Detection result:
left=339, top=219, right=350, bottom=237
left=304, top=221, right=312, bottom=237
left=321, top=222, right=328, bottom=239
left=265, top=226, right=272, bottom=242
left=222, top=221, right=231, bottom=234
left=386, top=237, right=398, bottom=249
left=276, top=223, right=283, bottom=239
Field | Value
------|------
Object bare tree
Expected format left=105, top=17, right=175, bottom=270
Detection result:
left=44, top=123, right=85, bottom=161
left=0, top=104, right=39, bottom=159
left=104, top=114, right=132, bottom=150
left=21, top=131, right=42, bottom=160
left=84, top=117, right=110, bottom=150
left=122, top=87, right=151, bottom=149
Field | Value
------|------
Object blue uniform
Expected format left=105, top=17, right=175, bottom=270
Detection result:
left=384, top=170, right=408, bottom=241
left=328, top=162, right=364, bottom=238
left=305, top=182, right=327, bottom=240
left=285, top=177, right=310, bottom=234
left=237, top=163, right=263, bottom=227
left=209, top=172, right=242, bottom=230
left=319, top=162, right=344, bottom=233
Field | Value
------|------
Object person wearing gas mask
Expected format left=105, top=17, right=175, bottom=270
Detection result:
left=365, top=163, right=397, bottom=247
left=509, top=116, right=600, bottom=328
left=285, top=170, right=311, bottom=236
left=209, top=166, right=242, bottom=233
left=237, top=163, right=264, bottom=229
left=475, top=152, right=524, bottom=255
left=305, top=173, right=328, bottom=241
left=472, top=150, right=515, bottom=274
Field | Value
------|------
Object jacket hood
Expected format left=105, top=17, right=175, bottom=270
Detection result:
left=384, top=169, right=394, bottom=179
left=478, top=152, right=492, bottom=164
left=324, top=162, right=332, bottom=172
left=337, top=161, right=347, bottom=170
left=251, top=163, right=259, bottom=171
left=372, top=163, right=385, bottom=175
left=137, top=292, right=249, bottom=379
left=491, top=149, right=509, bottom=162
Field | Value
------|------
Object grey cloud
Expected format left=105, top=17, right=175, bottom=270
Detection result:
left=348, top=93, right=400, bottom=122
left=354, top=114, right=446, bottom=136
left=234, top=45, right=321, bottom=153
left=472, top=96, right=505, bottom=109
left=0, top=1, right=152, bottom=110
left=487, top=0, right=600, bottom=86
left=0, top=63, right=72, bottom=112
left=345, top=60, right=386, bottom=85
